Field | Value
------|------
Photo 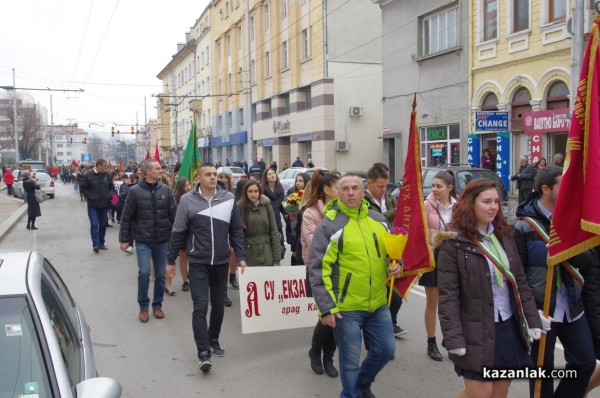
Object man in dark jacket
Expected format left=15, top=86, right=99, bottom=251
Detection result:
left=167, top=163, right=246, bottom=373
left=292, top=156, right=304, bottom=167
left=513, top=166, right=596, bottom=398
left=511, top=155, right=536, bottom=204
left=119, top=159, right=177, bottom=323
left=80, top=159, right=114, bottom=253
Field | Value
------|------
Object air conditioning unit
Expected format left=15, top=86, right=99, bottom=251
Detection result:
left=349, top=106, right=362, bottom=117
left=336, top=141, right=350, bottom=152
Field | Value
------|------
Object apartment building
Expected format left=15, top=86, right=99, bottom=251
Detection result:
left=373, top=0, right=469, bottom=183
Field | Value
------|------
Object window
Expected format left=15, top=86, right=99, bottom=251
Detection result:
left=225, top=2, right=229, bottom=17
left=239, top=67, right=244, bottom=89
left=206, top=46, right=209, bottom=64
left=422, top=7, right=458, bottom=56
left=420, top=124, right=461, bottom=166
left=481, top=92, right=499, bottom=111
left=227, top=34, right=231, bottom=57
left=265, top=51, right=271, bottom=76
left=250, top=16, right=255, bottom=41
left=57, top=152, right=64, bottom=156
left=301, top=85, right=312, bottom=109
left=217, top=41, right=221, bottom=64
left=546, top=81, right=569, bottom=109
left=251, top=60, right=256, bottom=84
left=483, top=0, right=498, bottom=41
left=549, top=0, right=566, bottom=22
left=265, top=3, right=270, bottom=30
left=229, top=73, right=233, bottom=94
left=513, top=0, right=529, bottom=32
left=238, top=26, right=242, bottom=50
left=57, top=143, right=63, bottom=148
left=283, top=93, right=290, bottom=114
left=281, top=0, right=287, bottom=19
left=240, top=108, right=244, bottom=125
left=282, top=41, right=289, bottom=69
left=301, top=28, right=311, bottom=59
left=207, top=77, right=210, bottom=93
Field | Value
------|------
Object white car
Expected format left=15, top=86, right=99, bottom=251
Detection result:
left=13, top=172, right=55, bottom=199
left=0, top=251, right=122, bottom=397
left=217, top=166, right=248, bottom=184
left=278, top=167, right=326, bottom=193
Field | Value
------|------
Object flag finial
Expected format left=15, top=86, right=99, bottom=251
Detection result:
left=412, top=94, right=417, bottom=112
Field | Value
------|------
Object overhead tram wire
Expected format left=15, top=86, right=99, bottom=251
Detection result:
left=70, top=0, right=96, bottom=86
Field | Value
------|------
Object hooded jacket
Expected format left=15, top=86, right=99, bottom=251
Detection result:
left=119, top=179, right=177, bottom=244
left=308, top=198, right=389, bottom=315
left=242, top=194, right=281, bottom=266
left=167, top=185, right=244, bottom=266
left=301, top=199, right=325, bottom=264
left=437, top=230, right=541, bottom=372
left=513, top=193, right=593, bottom=318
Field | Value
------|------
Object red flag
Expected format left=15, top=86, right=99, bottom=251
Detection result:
left=118, top=154, right=124, bottom=171
left=145, top=147, right=151, bottom=161
left=70, top=159, right=79, bottom=168
left=392, top=95, right=435, bottom=298
left=154, top=142, right=161, bottom=162
left=548, top=16, right=600, bottom=265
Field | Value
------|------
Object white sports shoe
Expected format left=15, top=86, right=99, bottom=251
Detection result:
left=126, top=246, right=134, bottom=254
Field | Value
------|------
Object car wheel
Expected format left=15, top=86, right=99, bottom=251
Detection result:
left=49, top=195, right=54, bottom=199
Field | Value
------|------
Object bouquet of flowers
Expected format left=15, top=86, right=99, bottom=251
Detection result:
left=283, top=189, right=304, bottom=215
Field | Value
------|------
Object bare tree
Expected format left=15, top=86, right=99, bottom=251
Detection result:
left=1, top=100, right=44, bottom=159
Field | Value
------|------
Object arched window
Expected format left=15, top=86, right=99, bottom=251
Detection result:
left=511, top=87, right=531, bottom=132
left=481, top=92, right=499, bottom=111
left=546, top=81, right=569, bottom=110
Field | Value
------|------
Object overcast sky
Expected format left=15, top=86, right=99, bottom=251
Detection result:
left=1, top=0, right=209, bottom=133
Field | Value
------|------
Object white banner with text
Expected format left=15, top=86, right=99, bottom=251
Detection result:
left=238, top=266, right=319, bottom=334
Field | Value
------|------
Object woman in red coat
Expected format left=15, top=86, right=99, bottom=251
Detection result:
left=4, top=168, right=14, bottom=195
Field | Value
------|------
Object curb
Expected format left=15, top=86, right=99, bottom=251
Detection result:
left=0, top=186, right=28, bottom=242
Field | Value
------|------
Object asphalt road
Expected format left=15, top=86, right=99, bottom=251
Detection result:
left=0, top=182, right=596, bottom=397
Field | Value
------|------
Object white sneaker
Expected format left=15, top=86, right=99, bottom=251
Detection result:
left=126, top=246, right=134, bottom=254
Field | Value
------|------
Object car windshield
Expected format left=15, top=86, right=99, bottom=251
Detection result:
left=455, top=170, right=506, bottom=196
left=227, top=167, right=245, bottom=174
left=0, top=297, right=52, bottom=398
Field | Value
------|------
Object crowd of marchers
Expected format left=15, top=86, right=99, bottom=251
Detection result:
left=71, top=155, right=600, bottom=398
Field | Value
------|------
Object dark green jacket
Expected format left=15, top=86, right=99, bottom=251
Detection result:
left=364, top=190, right=396, bottom=224
left=243, top=195, right=281, bottom=266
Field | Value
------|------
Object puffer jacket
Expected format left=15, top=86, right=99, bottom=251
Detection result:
left=424, top=192, right=456, bottom=247
left=119, top=179, right=177, bottom=244
left=243, top=195, right=281, bottom=266
left=309, top=198, right=390, bottom=315
left=167, top=185, right=245, bottom=266
left=80, top=168, right=114, bottom=208
left=513, top=193, right=593, bottom=317
left=437, top=230, right=541, bottom=373
left=301, top=200, right=325, bottom=264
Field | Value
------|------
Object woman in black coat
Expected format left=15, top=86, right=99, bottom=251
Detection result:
left=22, top=172, right=41, bottom=230
left=261, top=168, right=286, bottom=254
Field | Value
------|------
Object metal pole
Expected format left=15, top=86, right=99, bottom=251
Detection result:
left=50, top=95, right=54, bottom=165
left=13, top=68, right=19, bottom=162
left=245, top=0, right=253, bottom=162
left=570, top=0, right=584, bottom=112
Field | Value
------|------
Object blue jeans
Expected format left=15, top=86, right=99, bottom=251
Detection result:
left=189, top=263, right=229, bottom=358
left=332, top=305, right=395, bottom=398
left=136, top=242, right=168, bottom=309
left=87, top=207, right=108, bottom=247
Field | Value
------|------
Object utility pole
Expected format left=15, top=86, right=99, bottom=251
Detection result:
left=245, top=0, right=254, bottom=162
left=50, top=95, right=54, bottom=165
left=13, top=68, right=19, bottom=162
left=571, top=0, right=585, bottom=112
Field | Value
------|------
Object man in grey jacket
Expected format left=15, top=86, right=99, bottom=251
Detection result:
left=167, top=163, right=246, bottom=373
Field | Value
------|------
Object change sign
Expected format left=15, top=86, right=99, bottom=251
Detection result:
left=475, top=112, right=509, bottom=132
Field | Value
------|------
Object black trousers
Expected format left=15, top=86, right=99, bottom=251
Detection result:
left=312, top=321, right=337, bottom=360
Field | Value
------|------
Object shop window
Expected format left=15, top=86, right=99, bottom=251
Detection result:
left=420, top=124, right=461, bottom=166
left=481, top=92, right=499, bottom=111
left=546, top=81, right=569, bottom=110
left=511, top=87, right=532, bottom=132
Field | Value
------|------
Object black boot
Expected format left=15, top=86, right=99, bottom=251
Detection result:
left=308, top=348, right=323, bottom=375
left=31, top=218, right=38, bottom=230
left=323, top=357, right=338, bottom=378
left=427, top=337, right=443, bottom=361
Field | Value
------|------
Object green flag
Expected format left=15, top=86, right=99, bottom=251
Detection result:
left=178, top=120, right=202, bottom=184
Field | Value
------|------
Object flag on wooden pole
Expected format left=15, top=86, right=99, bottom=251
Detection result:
left=178, top=120, right=202, bottom=184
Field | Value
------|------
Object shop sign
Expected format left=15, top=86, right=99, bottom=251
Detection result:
left=474, top=112, right=509, bottom=131
left=529, top=133, right=542, bottom=165
left=496, top=132, right=510, bottom=191
left=426, top=126, right=447, bottom=140
left=272, top=119, right=291, bottom=134
left=467, top=134, right=481, bottom=166
left=523, top=109, right=571, bottom=134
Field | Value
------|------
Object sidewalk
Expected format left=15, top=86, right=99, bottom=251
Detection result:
left=0, top=182, right=28, bottom=242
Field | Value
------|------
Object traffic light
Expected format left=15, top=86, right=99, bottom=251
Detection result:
left=131, top=127, right=135, bottom=135
left=83, top=137, right=87, bottom=144
left=111, top=126, right=115, bottom=137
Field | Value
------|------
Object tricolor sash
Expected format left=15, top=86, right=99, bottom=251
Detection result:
left=521, top=217, right=584, bottom=286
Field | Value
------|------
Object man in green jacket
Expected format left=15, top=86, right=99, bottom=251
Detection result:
left=309, top=173, right=401, bottom=398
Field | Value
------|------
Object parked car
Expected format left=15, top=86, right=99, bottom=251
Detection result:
left=217, top=166, right=248, bottom=184
left=13, top=172, right=55, bottom=199
left=0, top=251, right=122, bottom=397
left=278, top=167, right=327, bottom=192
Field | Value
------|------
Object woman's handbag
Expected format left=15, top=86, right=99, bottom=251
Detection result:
left=34, top=189, right=47, bottom=203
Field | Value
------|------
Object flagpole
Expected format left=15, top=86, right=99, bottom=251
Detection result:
left=533, top=261, right=556, bottom=398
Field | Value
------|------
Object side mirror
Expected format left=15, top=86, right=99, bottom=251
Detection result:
left=76, top=377, right=122, bottom=398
